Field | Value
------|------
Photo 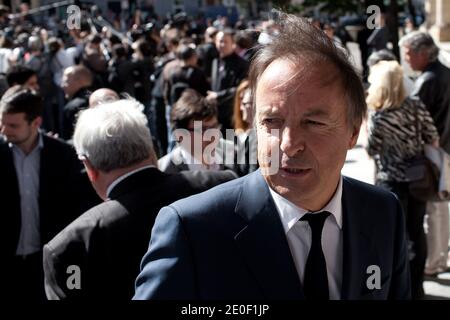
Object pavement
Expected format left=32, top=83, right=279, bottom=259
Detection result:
left=342, top=122, right=450, bottom=299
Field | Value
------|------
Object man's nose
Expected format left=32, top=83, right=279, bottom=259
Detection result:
left=280, top=126, right=305, bottom=157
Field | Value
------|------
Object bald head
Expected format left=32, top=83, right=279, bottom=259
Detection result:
left=89, top=88, right=119, bottom=108
left=62, top=65, right=93, bottom=98
left=205, top=26, right=218, bottom=42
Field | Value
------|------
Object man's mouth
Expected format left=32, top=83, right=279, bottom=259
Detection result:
left=281, top=167, right=312, bottom=175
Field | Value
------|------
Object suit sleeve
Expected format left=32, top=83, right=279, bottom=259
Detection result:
left=43, top=243, right=66, bottom=300
left=43, top=238, right=89, bottom=300
left=412, top=76, right=437, bottom=114
left=388, top=195, right=412, bottom=300
left=133, top=206, right=197, bottom=299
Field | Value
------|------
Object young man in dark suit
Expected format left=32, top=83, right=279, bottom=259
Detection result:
left=43, top=99, right=237, bottom=300
left=134, top=14, right=411, bottom=300
left=158, top=89, right=236, bottom=174
left=0, top=86, right=98, bottom=300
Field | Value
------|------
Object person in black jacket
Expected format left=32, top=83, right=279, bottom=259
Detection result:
left=107, top=44, right=135, bottom=96
left=196, top=26, right=219, bottom=83
left=43, top=98, right=237, bottom=300
left=131, top=39, right=154, bottom=106
left=0, top=86, right=99, bottom=301
left=400, top=31, right=450, bottom=289
left=207, top=29, right=249, bottom=133
left=5, top=65, right=39, bottom=91
left=61, top=65, right=93, bottom=140
left=165, top=45, right=210, bottom=106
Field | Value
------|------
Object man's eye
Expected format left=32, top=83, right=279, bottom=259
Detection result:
left=262, top=118, right=282, bottom=125
left=305, top=120, right=325, bottom=126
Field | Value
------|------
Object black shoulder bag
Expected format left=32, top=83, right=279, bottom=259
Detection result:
left=405, top=103, right=440, bottom=201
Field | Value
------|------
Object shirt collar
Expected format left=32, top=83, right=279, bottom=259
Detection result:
left=106, top=165, right=156, bottom=198
left=268, top=176, right=343, bottom=234
left=179, top=145, right=219, bottom=171
left=179, top=146, right=203, bottom=166
left=8, top=130, right=44, bottom=153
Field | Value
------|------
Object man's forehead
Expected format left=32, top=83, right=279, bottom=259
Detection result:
left=257, top=57, right=339, bottom=92
left=257, top=103, right=332, bottom=116
left=218, top=32, right=232, bottom=40
left=1, top=112, right=27, bottom=121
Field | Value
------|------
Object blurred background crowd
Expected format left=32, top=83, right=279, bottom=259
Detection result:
left=0, top=0, right=449, bottom=300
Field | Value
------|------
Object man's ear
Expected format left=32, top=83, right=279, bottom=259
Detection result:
left=82, top=158, right=99, bottom=182
left=32, top=116, right=42, bottom=129
left=348, top=125, right=360, bottom=149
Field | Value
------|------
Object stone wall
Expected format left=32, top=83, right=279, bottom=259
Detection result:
left=427, top=0, right=450, bottom=41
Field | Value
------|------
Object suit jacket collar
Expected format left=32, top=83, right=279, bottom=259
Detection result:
left=106, top=165, right=156, bottom=198
left=233, top=171, right=377, bottom=300
left=70, top=87, right=91, bottom=100
left=170, top=147, right=192, bottom=172
left=108, top=167, right=165, bottom=200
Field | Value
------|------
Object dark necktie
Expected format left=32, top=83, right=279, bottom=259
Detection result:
left=301, top=211, right=331, bottom=300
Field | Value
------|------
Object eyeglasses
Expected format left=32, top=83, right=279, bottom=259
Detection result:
left=78, top=154, right=88, bottom=161
left=186, top=124, right=222, bottom=133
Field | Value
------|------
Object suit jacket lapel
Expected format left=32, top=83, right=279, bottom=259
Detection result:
left=234, top=171, right=304, bottom=299
left=341, top=177, right=377, bottom=299
left=1, top=142, right=21, bottom=253
left=39, top=135, right=53, bottom=243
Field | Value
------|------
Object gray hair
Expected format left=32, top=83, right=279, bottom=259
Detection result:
left=249, top=12, right=366, bottom=128
left=399, top=31, right=439, bottom=62
left=73, top=99, right=155, bottom=172
left=28, top=35, right=43, bottom=52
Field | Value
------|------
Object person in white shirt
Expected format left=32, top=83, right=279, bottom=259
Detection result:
left=134, top=13, right=410, bottom=300
left=158, top=88, right=236, bottom=174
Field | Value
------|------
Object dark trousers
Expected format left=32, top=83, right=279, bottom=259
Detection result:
left=9, top=251, right=46, bottom=301
left=377, top=180, right=427, bottom=299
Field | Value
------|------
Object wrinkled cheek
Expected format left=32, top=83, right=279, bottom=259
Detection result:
left=257, top=130, right=281, bottom=176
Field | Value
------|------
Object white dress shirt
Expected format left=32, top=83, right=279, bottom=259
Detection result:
left=268, top=177, right=344, bottom=300
left=11, top=133, right=44, bottom=256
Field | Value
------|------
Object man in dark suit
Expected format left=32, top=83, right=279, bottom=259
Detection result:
left=61, top=65, right=93, bottom=140
left=207, top=29, right=249, bottom=132
left=196, top=27, right=219, bottom=83
left=43, top=99, right=237, bottom=300
left=164, top=45, right=210, bottom=106
left=134, top=14, right=411, bottom=300
left=0, top=86, right=98, bottom=300
left=400, top=31, right=450, bottom=298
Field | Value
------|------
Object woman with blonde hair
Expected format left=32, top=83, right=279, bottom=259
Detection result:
left=232, top=79, right=257, bottom=176
left=366, top=60, right=439, bottom=299
left=233, top=79, right=252, bottom=134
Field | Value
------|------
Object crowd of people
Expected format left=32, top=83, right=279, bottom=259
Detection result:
left=0, top=3, right=449, bottom=301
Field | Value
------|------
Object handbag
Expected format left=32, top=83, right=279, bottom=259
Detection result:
left=405, top=103, right=440, bottom=202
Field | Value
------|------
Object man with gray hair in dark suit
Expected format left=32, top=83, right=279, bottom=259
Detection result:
left=43, top=99, right=237, bottom=300
left=400, top=31, right=450, bottom=294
